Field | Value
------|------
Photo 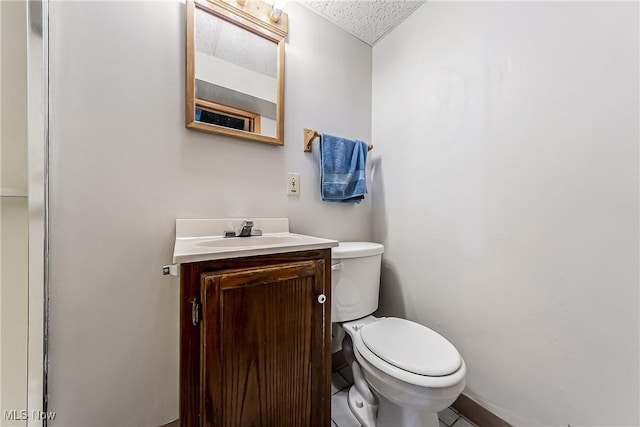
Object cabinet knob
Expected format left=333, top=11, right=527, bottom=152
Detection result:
left=317, top=294, right=327, bottom=304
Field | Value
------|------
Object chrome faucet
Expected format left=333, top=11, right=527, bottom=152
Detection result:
left=224, top=219, right=262, bottom=238
left=237, top=220, right=254, bottom=237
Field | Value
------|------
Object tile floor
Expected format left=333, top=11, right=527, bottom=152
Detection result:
left=331, top=367, right=477, bottom=427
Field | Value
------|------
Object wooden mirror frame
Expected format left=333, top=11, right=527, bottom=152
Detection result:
left=186, top=0, right=287, bottom=146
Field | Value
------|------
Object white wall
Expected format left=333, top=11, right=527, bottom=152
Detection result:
left=48, top=1, right=371, bottom=426
left=0, top=0, right=28, bottom=194
left=0, top=1, right=29, bottom=425
left=372, top=2, right=639, bottom=426
left=196, top=51, right=277, bottom=104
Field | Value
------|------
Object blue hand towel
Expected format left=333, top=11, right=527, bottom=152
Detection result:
left=320, top=133, right=368, bottom=204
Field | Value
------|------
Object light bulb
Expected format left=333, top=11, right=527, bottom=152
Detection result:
left=269, top=0, right=286, bottom=22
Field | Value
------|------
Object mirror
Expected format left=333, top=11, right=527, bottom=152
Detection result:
left=186, top=0, right=287, bottom=146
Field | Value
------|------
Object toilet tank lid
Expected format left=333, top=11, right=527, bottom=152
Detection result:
left=331, top=242, right=384, bottom=259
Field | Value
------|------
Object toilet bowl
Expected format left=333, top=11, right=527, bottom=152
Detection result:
left=332, top=243, right=466, bottom=427
left=342, top=316, right=466, bottom=427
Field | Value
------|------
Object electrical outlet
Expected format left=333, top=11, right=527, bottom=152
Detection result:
left=287, top=173, right=300, bottom=196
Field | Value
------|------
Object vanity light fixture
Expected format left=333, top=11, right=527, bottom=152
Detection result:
left=222, top=0, right=289, bottom=34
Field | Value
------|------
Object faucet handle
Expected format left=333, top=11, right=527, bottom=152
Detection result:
left=224, top=220, right=238, bottom=238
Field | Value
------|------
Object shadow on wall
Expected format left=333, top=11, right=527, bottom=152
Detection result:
left=375, top=260, right=406, bottom=319
left=369, top=155, right=406, bottom=318
left=369, top=156, right=387, bottom=242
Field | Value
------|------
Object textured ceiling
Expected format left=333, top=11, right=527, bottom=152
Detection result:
left=300, top=0, right=425, bottom=46
left=195, top=7, right=277, bottom=77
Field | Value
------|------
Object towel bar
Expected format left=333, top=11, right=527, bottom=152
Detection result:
left=303, top=128, right=373, bottom=153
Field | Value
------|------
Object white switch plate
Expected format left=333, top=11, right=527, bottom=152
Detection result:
left=287, top=173, right=300, bottom=196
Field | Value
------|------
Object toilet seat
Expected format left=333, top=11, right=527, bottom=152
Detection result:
left=360, top=317, right=461, bottom=376
left=353, top=318, right=466, bottom=388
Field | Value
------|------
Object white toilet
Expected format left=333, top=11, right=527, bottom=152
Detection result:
left=332, top=242, right=466, bottom=427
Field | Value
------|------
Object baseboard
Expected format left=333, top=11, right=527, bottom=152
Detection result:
left=452, top=394, right=513, bottom=427
left=159, top=419, right=179, bottom=427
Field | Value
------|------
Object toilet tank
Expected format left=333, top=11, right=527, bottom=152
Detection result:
left=331, top=242, right=384, bottom=322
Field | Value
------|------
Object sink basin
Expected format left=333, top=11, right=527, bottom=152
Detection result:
left=172, top=221, right=338, bottom=264
left=196, top=234, right=304, bottom=248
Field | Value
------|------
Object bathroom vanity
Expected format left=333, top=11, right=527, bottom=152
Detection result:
left=173, top=219, right=337, bottom=427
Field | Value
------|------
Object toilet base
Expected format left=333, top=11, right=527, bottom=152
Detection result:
left=346, top=383, right=441, bottom=427
left=347, top=385, right=378, bottom=427
left=376, top=395, right=440, bottom=427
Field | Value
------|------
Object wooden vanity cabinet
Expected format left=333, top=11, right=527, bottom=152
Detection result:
left=180, top=249, right=332, bottom=427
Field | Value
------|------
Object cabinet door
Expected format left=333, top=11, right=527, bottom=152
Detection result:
left=201, top=260, right=327, bottom=427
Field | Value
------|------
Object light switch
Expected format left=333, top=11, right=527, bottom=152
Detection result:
left=287, top=173, right=300, bottom=196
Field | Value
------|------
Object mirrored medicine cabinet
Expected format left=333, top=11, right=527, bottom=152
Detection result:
left=186, top=0, right=288, bottom=146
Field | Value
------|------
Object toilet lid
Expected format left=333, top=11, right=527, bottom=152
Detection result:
left=358, top=318, right=461, bottom=377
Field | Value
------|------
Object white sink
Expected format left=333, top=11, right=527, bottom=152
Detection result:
left=173, top=219, right=338, bottom=264
left=196, top=234, right=304, bottom=248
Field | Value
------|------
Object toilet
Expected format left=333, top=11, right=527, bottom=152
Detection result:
left=332, top=242, right=466, bottom=427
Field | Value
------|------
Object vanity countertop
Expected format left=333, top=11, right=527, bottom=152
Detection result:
left=173, top=218, right=338, bottom=264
